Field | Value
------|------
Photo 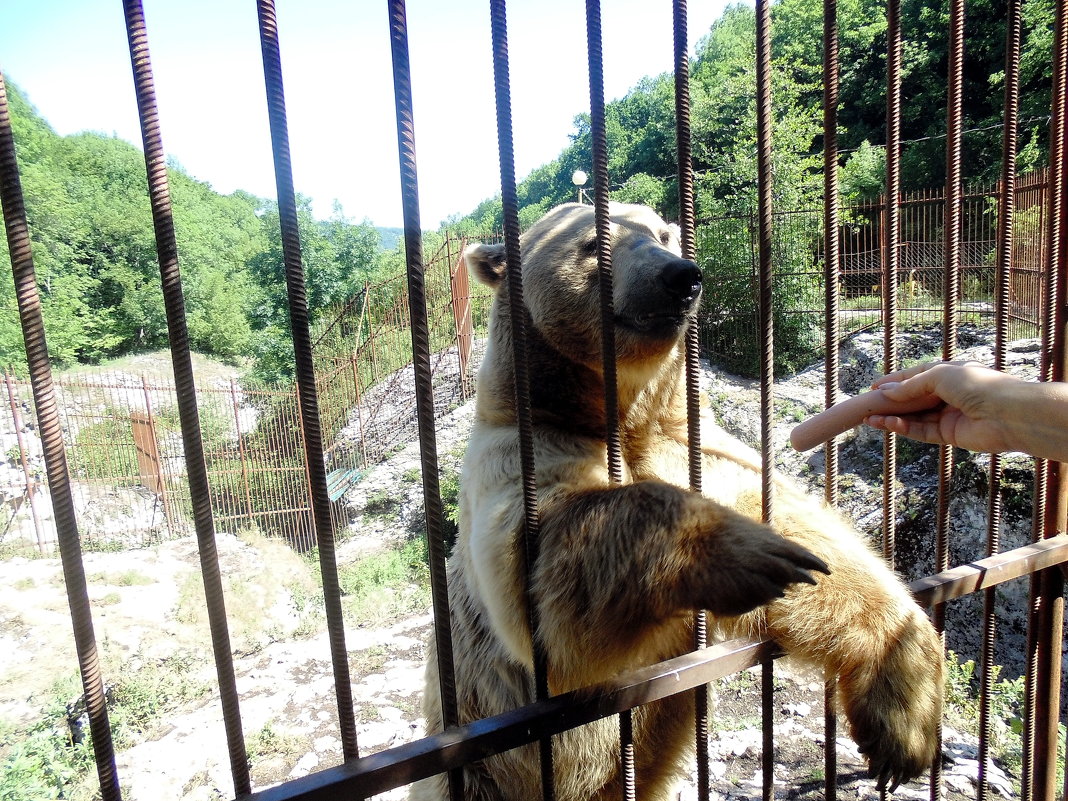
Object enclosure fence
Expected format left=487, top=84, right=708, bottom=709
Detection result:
left=0, top=0, right=1067, bottom=801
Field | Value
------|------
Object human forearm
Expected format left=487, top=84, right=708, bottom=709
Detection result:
left=994, top=380, right=1068, bottom=463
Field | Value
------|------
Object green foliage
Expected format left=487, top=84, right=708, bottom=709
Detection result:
left=840, top=141, right=887, bottom=203
left=0, top=709, right=94, bottom=801
left=941, top=649, right=1066, bottom=788
left=0, top=655, right=210, bottom=801
left=334, top=538, right=431, bottom=624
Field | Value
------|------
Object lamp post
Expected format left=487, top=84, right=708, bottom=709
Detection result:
left=572, top=170, right=588, bottom=204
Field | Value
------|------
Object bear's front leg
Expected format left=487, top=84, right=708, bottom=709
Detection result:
left=531, top=479, right=829, bottom=691
left=721, top=489, right=944, bottom=792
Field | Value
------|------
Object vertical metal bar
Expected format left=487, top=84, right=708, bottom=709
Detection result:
left=385, top=5, right=463, bottom=801
left=119, top=2, right=251, bottom=792
left=979, top=1, right=1023, bottom=798
left=487, top=3, right=555, bottom=800
left=586, top=0, right=623, bottom=486
left=822, top=0, right=841, bottom=509
left=255, top=0, right=358, bottom=761
left=672, top=5, right=710, bottom=799
left=755, top=0, right=775, bottom=526
left=755, top=1, right=777, bottom=798
left=1024, top=0, right=1068, bottom=795
left=0, top=69, right=123, bottom=801
left=883, top=0, right=902, bottom=576
left=933, top=0, right=965, bottom=795
left=762, top=660, right=775, bottom=801
left=584, top=1, right=633, bottom=798
left=820, top=0, right=841, bottom=790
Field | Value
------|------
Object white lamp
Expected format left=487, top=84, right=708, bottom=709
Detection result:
left=571, top=170, right=589, bottom=204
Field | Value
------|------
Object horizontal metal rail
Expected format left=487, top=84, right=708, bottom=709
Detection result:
left=241, top=533, right=1068, bottom=801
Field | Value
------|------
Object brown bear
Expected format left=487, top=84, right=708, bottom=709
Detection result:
left=412, top=202, right=943, bottom=801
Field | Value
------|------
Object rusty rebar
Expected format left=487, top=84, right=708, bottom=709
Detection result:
left=882, top=0, right=902, bottom=577
left=672, top=3, right=711, bottom=797
left=386, top=4, right=462, bottom=799
left=755, top=0, right=775, bottom=526
left=585, top=1, right=634, bottom=796
left=821, top=0, right=841, bottom=792
left=586, top=0, right=623, bottom=487
left=255, top=0, right=358, bottom=761
left=487, top=2, right=555, bottom=799
left=755, top=2, right=777, bottom=797
left=822, top=0, right=841, bottom=512
left=0, top=68, right=123, bottom=801
left=978, top=0, right=1023, bottom=796
left=120, top=1, right=250, bottom=792
left=1023, top=0, right=1068, bottom=795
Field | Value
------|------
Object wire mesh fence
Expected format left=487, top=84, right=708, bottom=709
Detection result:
left=698, top=169, right=1049, bottom=377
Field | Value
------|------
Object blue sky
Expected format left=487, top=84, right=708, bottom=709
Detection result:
left=1, top=0, right=731, bottom=228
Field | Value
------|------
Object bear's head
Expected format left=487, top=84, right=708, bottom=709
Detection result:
left=464, top=203, right=702, bottom=370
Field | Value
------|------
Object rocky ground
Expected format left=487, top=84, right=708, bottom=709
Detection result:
left=0, top=325, right=1040, bottom=800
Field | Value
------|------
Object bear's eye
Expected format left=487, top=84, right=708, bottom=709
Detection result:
left=659, top=231, right=673, bottom=246
left=581, top=237, right=599, bottom=257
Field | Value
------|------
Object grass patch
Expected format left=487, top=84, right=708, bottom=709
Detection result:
left=0, top=675, right=95, bottom=801
left=0, top=652, right=211, bottom=801
left=333, top=538, right=431, bottom=626
left=943, top=650, right=1066, bottom=789
left=246, top=720, right=304, bottom=768
left=88, top=569, right=154, bottom=587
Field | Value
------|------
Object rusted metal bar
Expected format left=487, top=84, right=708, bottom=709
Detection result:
left=487, top=2, right=555, bottom=798
left=755, top=0, right=775, bottom=526
left=910, top=535, right=1068, bottom=606
left=979, top=0, right=1023, bottom=796
left=671, top=3, right=711, bottom=797
left=754, top=1, right=777, bottom=797
left=821, top=0, right=841, bottom=791
left=933, top=0, right=965, bottom=794
left=1, top=69, right=123, bottom=800
left=255, top=0, right=358, bottom=761
left=583, top=1, right=635, bottom=798
left=386, top=5, right=462, bottom=801
left=822, top=0, right=841, bottom=510
left=120, top=1, right=250, bottom=792
left=883, top=0, right=902, bottom=578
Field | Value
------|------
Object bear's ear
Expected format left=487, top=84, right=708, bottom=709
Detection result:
left=464, top=243, right=508, bottom=288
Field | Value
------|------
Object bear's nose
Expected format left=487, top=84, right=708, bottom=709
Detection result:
left=658, top=258, right=703, bottom=300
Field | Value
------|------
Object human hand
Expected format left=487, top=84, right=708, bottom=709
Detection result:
left=864, top=361, right=1018, bottom=453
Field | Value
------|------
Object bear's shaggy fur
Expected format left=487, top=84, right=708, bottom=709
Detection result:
left=413, top=203, right=943, bottom=801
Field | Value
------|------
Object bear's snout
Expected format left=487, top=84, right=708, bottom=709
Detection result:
left=658, top=258, right=702, bottom=302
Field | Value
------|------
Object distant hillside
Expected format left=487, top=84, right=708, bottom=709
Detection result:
left=0, top=79, right=396, bottom=382
left=377, top=227, right=403, bottom=251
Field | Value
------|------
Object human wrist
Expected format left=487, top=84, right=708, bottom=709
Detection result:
left=998, top=379, right=1068, bottom=460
